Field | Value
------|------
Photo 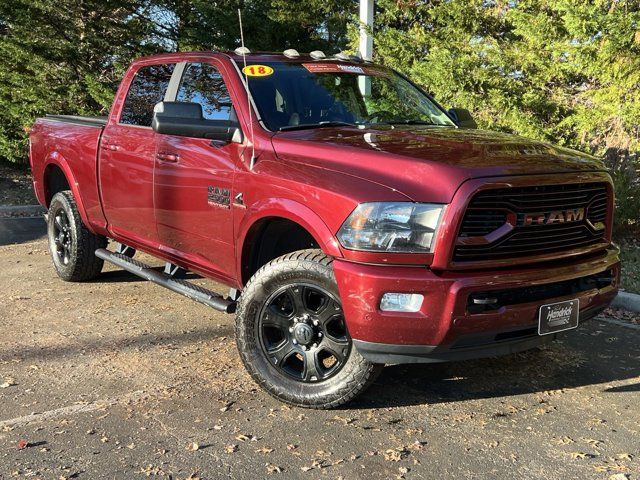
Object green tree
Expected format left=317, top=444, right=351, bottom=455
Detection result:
left=0, top=0, right=354, bottom=166
left=0, top=0, right=163, bottom=164
left=366, top=0, right=640, bottom=155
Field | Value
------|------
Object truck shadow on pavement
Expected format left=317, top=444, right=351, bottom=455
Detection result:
left=0, top=325, right=235, bottom=364
left=349, top=321, right=640, bottom=409
left=2, top=313, right=637, bottom=410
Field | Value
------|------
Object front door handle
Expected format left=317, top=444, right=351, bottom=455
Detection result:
left=101, top=142, right=120, bottom=151
left=156, top=153, right=179, bottom=163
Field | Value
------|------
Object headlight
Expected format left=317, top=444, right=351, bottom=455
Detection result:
left=337, top=202, right=445, bottom=253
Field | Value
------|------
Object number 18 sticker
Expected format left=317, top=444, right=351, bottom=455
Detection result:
left=242, top=65, right=274, bottom=77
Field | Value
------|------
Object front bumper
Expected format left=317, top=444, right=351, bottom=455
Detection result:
left=333, top=246, right=620, bottom=364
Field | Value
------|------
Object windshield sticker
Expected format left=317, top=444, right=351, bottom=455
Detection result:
left=242, top=65, right=274, bottom=77
left=302, top=63, right=391, bottom=77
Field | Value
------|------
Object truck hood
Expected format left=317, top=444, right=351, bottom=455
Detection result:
left=271, top=126, right=606, bottom=203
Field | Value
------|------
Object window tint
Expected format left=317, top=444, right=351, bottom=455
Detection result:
left=120, top=64, right=175, bottom=126
left=176, top=63, right=233, bottom=121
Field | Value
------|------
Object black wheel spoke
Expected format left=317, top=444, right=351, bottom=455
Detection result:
left=262, top=305, right=292, bottom=331
left=303, top=350, right=322, bottom=382
left=268, top=340, right=296, bottom=366
left=322, top=335, right=349, bottom=362
left=316, top=298, right=342, bottom=325
left=286, top=286, right=307, bottom=316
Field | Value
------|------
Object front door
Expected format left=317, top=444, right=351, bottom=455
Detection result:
left=100, top=63, right=176, bottom=246
left=153, top=61, right=239, bottom=279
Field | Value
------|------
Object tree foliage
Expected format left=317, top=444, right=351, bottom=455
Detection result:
left=0, top=0, right=353, bottom=164
left=366, top=0, right=640, bottom=155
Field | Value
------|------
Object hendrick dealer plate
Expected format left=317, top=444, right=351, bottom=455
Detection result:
left=538, top=299, right=579, bottom=335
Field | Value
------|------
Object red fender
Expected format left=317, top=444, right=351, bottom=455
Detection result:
left=43, top=153, right=96, bottom=234
left=236, top=198, right=344, bottom=282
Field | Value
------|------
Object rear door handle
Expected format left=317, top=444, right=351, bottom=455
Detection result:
left=157, top=153, right=179, bottom=162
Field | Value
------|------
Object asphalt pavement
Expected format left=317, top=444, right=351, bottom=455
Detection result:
left=0, top=229, right=638, bottom=479
left=0, top=216, right=46, bottom=246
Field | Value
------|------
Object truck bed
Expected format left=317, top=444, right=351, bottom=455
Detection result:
left=44, top=115, right=108, bottom=128
left=30, top=115, right=108, bottom=233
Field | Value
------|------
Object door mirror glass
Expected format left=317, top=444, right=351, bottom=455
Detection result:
left=447, top=108, right=478, bottom=129
left=152, top=101, right=242, bottom=143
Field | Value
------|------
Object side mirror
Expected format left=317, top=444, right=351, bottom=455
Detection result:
left=447, top=108, right=478, bottom=129
left=152, top=101, right=242, bottom=143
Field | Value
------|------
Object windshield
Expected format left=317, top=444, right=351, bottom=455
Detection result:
left=236, top=61, right=456, bottom=131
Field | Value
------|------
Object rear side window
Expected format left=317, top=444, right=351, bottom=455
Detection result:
left=176, top=63, right=233, bottom=121
left=120, top=64, right=175, bottom=126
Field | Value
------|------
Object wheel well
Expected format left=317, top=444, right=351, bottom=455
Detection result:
left=242, top=217, right=320, bottom=285
left=44, top=165, right=70, bottom=207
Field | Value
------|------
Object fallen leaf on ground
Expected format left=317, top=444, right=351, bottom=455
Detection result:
left=384, top=447, right=409, bottom=462
left=569, top=452, right=590, bottom=459
left=265, top=463, right=282, bottom=474
left=256, top=447, right=274, bottom=453
left=225, top=444, right=238, bottom=453
left=616, top=453, right=633, bottom=461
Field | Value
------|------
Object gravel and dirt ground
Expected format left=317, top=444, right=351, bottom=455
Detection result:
left=0, top=235, right=639, bottom=480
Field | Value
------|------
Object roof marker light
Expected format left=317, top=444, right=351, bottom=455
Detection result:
left=310, top=50, right=326, bottom=59
left=334, top=51, right=362, bottom=62
left=234, top=46, right=251, bottom=55
left=283, top=49, right=300, bottom=58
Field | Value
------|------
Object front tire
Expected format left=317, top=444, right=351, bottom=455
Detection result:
left=47, top=191, right=107, bottom=282
left=235, top=249, right=382, bottom=409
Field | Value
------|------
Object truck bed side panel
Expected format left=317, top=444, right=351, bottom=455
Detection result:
left=29, top=118, right=108, bottom=235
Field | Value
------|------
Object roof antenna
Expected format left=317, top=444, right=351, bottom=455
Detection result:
left=237, top=8, right=256, bottom=170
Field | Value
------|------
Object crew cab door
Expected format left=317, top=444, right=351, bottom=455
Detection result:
left=153, top=61, right=240, bottom=279
left=100, top=63, right=176, bottom=245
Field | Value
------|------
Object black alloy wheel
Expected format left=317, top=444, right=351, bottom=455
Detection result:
left=258, top=284, right=350, bottom=383
left=52, top=207, right=73, bottom=266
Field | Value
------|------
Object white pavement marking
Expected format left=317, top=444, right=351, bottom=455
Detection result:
left=597, top=317, right=640, bottom=331
left=0, top=390, right=149, bottom=429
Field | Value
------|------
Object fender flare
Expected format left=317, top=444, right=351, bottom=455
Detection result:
left=236, top=198, right=343, bottom=282
left=43, top=153, right=95, bottom=233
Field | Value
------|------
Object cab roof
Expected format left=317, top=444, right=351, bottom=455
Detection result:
left=131, top=50, right=371, bottom=65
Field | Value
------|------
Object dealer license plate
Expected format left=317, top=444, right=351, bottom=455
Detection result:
left=538, top=299, right=579, bottom=335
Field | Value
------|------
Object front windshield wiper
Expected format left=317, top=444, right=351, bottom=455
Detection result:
left=386, top=120, right=452, bottom=126
left=278, top=121, right=359, bottom=132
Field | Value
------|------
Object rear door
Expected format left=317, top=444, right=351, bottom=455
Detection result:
left=100, top=63, right=175, bottom=246
left=153, top=60, right=240, bottom=279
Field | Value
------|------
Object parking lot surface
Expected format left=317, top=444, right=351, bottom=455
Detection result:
left=0, top=237, right=639, bottom=479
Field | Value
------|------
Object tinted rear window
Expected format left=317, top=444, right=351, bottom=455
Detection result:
left=120, top=64, right=175, bottom=126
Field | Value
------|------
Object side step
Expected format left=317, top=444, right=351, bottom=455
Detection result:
left=95, top=249, right=236, bottom=314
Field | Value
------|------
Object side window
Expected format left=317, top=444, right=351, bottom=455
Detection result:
left=120, top=63, right=175, bottom=126
left=176, top=63, right=233, bottom=121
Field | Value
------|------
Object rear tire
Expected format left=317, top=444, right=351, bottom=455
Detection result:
left=47, top=191, right=107, bottom=282
left=235, top=249, right=382, bottom=409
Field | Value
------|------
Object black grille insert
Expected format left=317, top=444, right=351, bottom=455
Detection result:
left=455, top=183, right=609, bottom=262
left=467, top=269, right=614, bottom=314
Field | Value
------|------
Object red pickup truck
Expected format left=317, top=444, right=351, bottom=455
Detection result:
left=29, top=50, right=620, bottom=408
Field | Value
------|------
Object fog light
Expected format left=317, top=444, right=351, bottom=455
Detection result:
left=380, top=293, right=424, bottom=312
